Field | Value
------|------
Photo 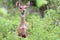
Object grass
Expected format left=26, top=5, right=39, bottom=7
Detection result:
left=0, top=8, right=60, bottom=40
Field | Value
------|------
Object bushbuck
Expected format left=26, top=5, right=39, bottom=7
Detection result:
left=16, top=1, right=30, bottom=38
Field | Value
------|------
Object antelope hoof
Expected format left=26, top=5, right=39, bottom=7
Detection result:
left=22, top=32, right=28, bottom=38
left=18, top=32, right=28, bottom=38
left=22, top=34, right=27, bottom=38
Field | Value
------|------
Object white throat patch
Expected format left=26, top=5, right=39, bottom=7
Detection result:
left=21, top=15, right=25, bottom=17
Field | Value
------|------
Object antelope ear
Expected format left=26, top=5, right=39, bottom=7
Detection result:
left=16, top=2, right=20, bottom=7
left=26, top=1, right=30, bottom=7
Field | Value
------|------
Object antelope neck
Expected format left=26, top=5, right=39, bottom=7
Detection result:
left=20, top=12, right=26, bottom=29
left=20, top=12, right=26, bottom=25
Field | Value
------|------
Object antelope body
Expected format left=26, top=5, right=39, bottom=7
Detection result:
left=16, top=1, right=30, bottom=38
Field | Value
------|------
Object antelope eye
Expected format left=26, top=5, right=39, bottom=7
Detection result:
left=20, top=7, right=22, bottom=9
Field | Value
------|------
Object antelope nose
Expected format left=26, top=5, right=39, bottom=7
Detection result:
left=23, top=9, right=25, bottom=12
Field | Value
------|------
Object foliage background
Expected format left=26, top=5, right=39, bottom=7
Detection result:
left=0, top=0, right=60, bottom=40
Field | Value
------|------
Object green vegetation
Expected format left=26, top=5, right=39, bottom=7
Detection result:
left=0, top=8, right=60, bottom=40
left=36, top=0, right=48, bottom=7
left=0, top=0, right=60, bottom=40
